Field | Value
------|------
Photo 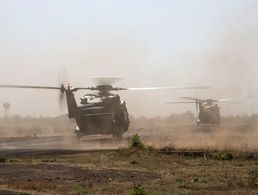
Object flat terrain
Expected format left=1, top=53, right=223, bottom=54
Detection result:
left=0, top=148, right=257, bottom=194
left=0, top=124, right=257, bottom=194
left=1, top=123, right=258, bottom=150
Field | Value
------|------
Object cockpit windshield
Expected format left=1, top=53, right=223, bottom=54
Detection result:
left=81, top=94, right=120, bottom=105
left=83, top=95, right=103, bottom=104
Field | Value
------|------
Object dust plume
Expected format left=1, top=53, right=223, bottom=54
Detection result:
left=0, top=115, right=73, bottom=138
left=200, top=1, right=258, bottom=100
left=131, top=114, right=258, bottom=150
left=0, top=1, right=258, bottom=151
left=0, top=115, right=128, bottom=150
left=0, top=1, right=258, bottom=118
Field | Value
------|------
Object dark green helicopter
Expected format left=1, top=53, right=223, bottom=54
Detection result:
left=167, top=97, right=250, bottom=126
left=0, top=78, right=209, bottom=139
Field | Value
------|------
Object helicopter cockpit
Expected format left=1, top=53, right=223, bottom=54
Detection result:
left=200, top=101, right=218, bottom=112
left=80, top=94, right=121, bottom=105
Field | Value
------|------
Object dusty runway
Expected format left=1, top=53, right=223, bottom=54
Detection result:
left=0, top=125, right=257, bottom=194
left=0, top=135, right=129, bottom=151
left=0, top=124, right=257, bottom=153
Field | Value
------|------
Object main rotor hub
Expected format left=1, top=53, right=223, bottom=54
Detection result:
left=96, top=85, right=115, bottom=96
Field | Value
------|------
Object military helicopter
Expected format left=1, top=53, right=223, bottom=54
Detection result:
left=0, top=78, right=209, bottom=139
left=167, top=97, right=246, bottom=126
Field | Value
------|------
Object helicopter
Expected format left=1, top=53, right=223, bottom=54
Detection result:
left=167, top=97, right=248, bottom=126
left=0, top=78, right=209, bottom=139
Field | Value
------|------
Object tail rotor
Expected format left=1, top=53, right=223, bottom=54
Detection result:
left=195, top=100, right=199, bottom=115
left=59, top=84, right=66, bottom=111
left=58, top=67, right=68, bottom=111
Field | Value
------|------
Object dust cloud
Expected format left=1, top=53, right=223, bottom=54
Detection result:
left=131, top=114, right=258, bottom=150
left=0, top=1, right=258, bottom=117
left=0, top=115, right=127, bottom=150
left=197, top=1, right=258, bottom=108
left=0, top=1, right=258, bottom=150
left=0, top=113, right=258, bottom=151
left=0, top=115, right=73, bottom=138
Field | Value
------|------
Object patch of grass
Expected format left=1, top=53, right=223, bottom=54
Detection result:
left=212, top=151, right=234, bottom=161
left=130, top=183, right=149, bottom=195
left=4, top=146, right=258, bottom=194
left=225, top=174, right=247, bottom=188
left=129, top=134, right=145, bottom=150
left=71, top=184, right=88, bottom=195
left=41, top=158, right=57, bottom=163
left=8, top=158, right=20, bottom=163
left=0, top=158, right=6, bottom=163
left=248, top=168, right=258, bottom=187
left=9, top=181, right=58, bottom=192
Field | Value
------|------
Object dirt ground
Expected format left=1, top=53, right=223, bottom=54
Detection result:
left=0, top=149, right=257, bottom=195
left=0, top=124, right=257, bottom=194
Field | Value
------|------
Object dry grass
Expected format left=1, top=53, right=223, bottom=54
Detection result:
left=1, top=145, right=258, bottom=194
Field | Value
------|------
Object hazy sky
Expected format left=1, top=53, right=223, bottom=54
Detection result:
left=0, top=0, right=258, bottom=117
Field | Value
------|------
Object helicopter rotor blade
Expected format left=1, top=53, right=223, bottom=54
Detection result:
left=217, top=101, right=241, bottom=104
left=58, top=67, right=69, bottom=111
left=181, top=97, right=220, bottom=102
left=180, top=97, right=202, bottom=101
left=166, top=101, right=196, bottom=104
left=0, top=84, right=62, bottom=90
left=126, top=86, right=210, bottom=91
left=0, top=84, right=67, bottom=111
left=58, top=66, right=68, bottom=86
left=0, top=83, right=210, bottom=93
left=217, top=96, right=254, bottom=102
left=59, top=84, right=67, bottom=111
left=180, top=96, right=253, bottom=103
left=73, top=87, right=96, bottom=91
left=217, top=98, right=243, bottom=102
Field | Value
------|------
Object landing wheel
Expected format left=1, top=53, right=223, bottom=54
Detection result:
left=74, top=131, right=82, bottom=142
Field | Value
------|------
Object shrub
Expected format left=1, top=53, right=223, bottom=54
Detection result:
left=0, top=158, right=6, bottom=163
left=129, top=134, right=145, bottom=150
left=71, top=184, right=88, bottom=195
left=130, top=183, right=148, bottom=195
left=212, top=151, right=234, bottom=160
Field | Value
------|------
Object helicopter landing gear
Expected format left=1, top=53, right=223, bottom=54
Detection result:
left=75, top=134, right=82, bottom=141
left=112, top=132, right=123, bottom=140
left=112, top=126, right=124, bottom=140
left=74, top=128, right=82, bottom=142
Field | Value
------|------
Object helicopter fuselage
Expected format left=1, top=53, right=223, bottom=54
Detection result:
left=65, top=88, right=129, bottom=138
left=198, top=102, right=220, bottom=126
